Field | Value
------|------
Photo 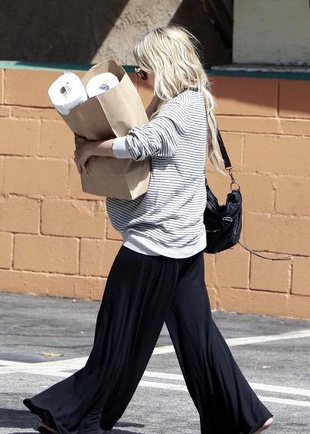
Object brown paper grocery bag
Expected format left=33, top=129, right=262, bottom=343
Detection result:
left=60, top=60, right=150, bottom=200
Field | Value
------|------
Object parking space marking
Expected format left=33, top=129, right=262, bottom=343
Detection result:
left=1, top=329, right=309, bottom=408
left=250, top=382, right=310, bottom=398
left=140, top=373, right=310, bottom=407
left=1, top=358, right=309, bottom=408
left=143, top=371, right=310, bottom=397
left=140, top=380, right=187, bottom=392
left=0, top=357, right=87, bottom=376
left=255, top=396, right=310, bottom=407
left=140, top=380, right=310, bottom=407
left=1, top=328, right=310, bottom=375
left=153, top=345, right=175, bottom=355
left=227, top=329, right=310, bottom=347
left=153, top=329, right=310, bottom=355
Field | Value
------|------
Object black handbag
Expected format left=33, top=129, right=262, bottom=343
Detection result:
left=204, top=131, right=291, bottom=260
left=204, top=130, right=242, bottom=254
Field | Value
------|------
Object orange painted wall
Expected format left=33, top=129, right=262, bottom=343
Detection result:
left=0, top=66, right=309, bottom=319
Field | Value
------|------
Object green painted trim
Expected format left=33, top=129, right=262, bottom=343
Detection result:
left=124, top=65, right=136, bottom=73
left=0, top=61, right=92, bottom=71
left=1, top=61, right=310, bottom=81
left=209, top=67, right=310, bottom=81
left=0, top=61, right=136, bottom=73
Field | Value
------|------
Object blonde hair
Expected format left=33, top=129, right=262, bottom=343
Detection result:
left=133, top=25, right=223, bottom=172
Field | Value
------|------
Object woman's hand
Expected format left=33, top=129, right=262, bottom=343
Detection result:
left=74, top=135, right=94, bottom=175
left=73, top=135, right=116, bottom=175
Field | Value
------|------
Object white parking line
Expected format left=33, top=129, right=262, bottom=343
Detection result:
left=1, top=328, right=309, bottom=408
left=256, top=396, right=310, bottom=408
left=227, top=329, right=310, bottom=347
left=140, top=380, right=187, bottom=392
left=143, top=371, right=310, bottom=398
left=1, top=358, right=309, bottom=408
left=0, top=357, right=87, bottom=376
left=140, top=372, right=310, bottom=407
left=250, top=383, right=310, bottom=398
left=1, top=328, right=309, bottom=376
left=139, top=379, right=310, bottom=408
left=153, top=329, right=310, bottom=354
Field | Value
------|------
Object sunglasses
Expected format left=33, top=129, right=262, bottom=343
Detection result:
left=135, top=67, right=148, bottom=81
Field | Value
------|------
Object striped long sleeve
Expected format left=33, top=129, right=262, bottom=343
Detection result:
left=107, top=90, right=208, bottom=259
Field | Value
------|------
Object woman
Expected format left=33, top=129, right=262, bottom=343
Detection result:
left=24, top=25, right=273, bottom=434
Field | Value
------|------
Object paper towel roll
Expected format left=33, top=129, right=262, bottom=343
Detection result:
left=86, top=72, right=119, bottom=98
left=48, top=72, right=88, bottom=115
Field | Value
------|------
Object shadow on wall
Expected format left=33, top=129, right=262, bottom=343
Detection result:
left=0, top=0, right=130, bottom=64
left=0, top=0, right=232, bottom=67
left=172, top=0, right=232, bottom=67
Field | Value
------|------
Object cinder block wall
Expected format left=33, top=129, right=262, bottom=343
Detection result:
left=0, top=66, right=309, bottom=319
left=207, top=73, right=310, bottom=319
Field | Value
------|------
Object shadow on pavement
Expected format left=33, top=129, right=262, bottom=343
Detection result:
left=0, top=408, right=145, bottom=434
left=0, top=408, right=37, bottom=429
left=8, top=429, right=143, bottom=434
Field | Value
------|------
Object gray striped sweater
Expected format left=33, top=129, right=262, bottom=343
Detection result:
left=107, top=90, right=207, bottom=259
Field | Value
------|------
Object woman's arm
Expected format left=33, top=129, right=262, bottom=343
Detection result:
left=74, top=96, right=163, bottom=173
left=74, top=135, right=116, bottom=174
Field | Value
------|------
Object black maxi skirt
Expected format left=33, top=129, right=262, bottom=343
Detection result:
left=24, top=246, right=272, bottom=434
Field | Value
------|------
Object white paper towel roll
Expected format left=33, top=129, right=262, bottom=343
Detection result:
left=86, top=72, right=119, bottom=98
left=48, top=72, right=88, bottom=115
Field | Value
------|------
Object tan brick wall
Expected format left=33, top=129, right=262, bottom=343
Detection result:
left=208, top=75, right=310, bottom=319
left=0, top=67, right=309, bottom=319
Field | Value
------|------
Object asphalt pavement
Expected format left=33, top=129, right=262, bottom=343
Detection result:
left=0, top=291, right=310, bottom=434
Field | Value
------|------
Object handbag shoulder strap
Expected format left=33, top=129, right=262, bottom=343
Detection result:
left=217, top=129, right=291, bottom=261
left=216, top=129, right=239, bottom=188
left=217, top=129, right=232, bottom=170
left=216, top=130, right=290, bottom=261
